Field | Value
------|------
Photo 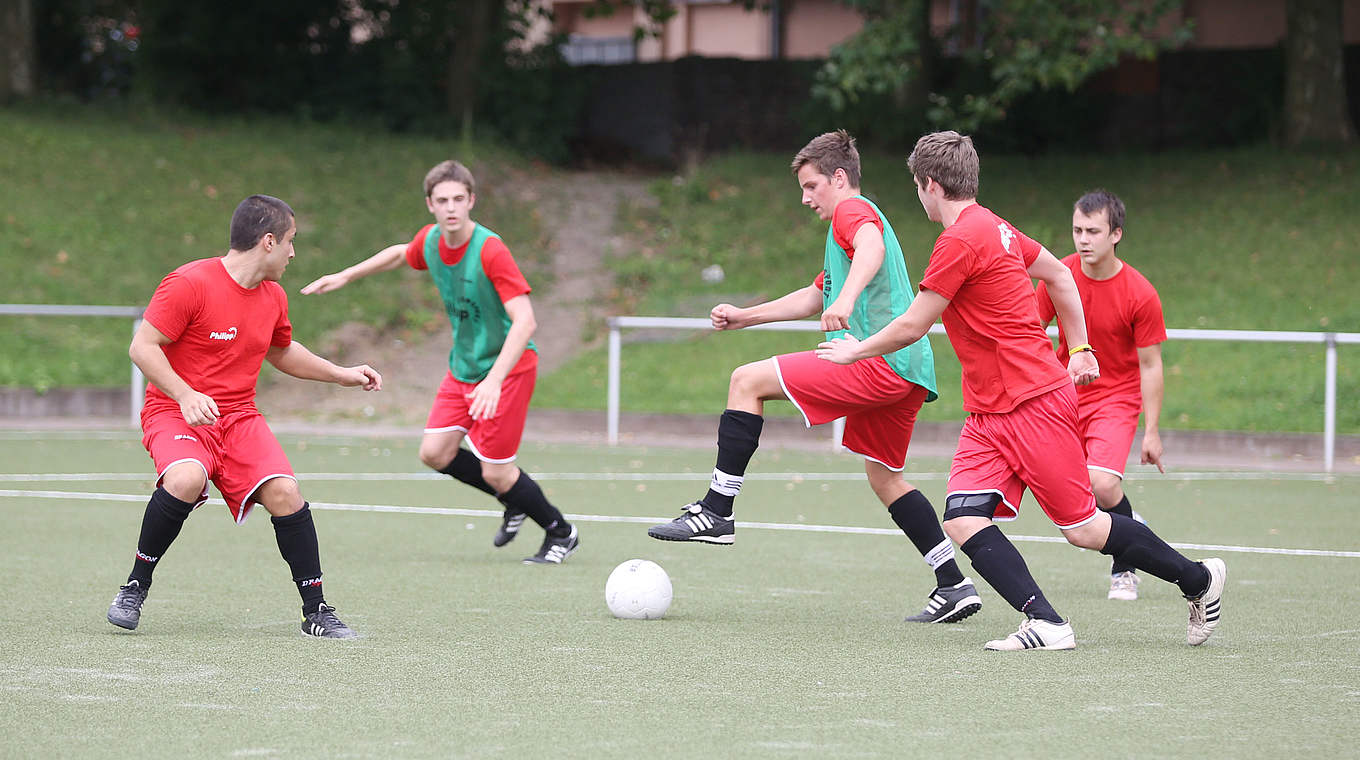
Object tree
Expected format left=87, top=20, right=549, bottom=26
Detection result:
left=1, top=0, right=37, bottom=101
left=814, top=0, right=1191, bottom=137
left=1283, top=0, right=1355, bottom=146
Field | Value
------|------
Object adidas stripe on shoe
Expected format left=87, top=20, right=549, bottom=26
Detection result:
left=905, top=578, right=982, bottom=623
left=983, top=618, right=1076, bottom=651
left=1186, top=557, right=1226, bottom=646
left=524, top=525, right=580, bottom=564
left=301, top=603, right=357, bottom=639
left=647, top=502, right=735, bottom=545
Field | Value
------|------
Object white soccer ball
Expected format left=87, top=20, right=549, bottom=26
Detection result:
left=605, top=559, right=673, bottom=620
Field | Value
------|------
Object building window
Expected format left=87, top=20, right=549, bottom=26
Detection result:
left=560, top=34, right=636, bottom=65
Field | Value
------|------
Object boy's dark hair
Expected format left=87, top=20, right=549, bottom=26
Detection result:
left=1075, top=189, right=1126, bottom=234
left=791, top=130, right=861, bottom=188
left=907, top=131, right=979, bottom=200
left=424, top=160, right=477, bottom=197
left=229, top=195, right=294, bottom=251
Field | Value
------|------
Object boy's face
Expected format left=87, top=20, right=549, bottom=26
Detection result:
left=260, top=220, right=297, bottom=282
left=797, top=164, right=842, bottom=221
left=1072, top=207, right=1122, bottom=267
left=426, top=180, right=476, bottom=238
left=913, top=175, right=941, bottom=223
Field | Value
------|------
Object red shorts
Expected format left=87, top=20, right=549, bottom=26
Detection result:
left=773, top=351, right=929, bottom=471
left=141, top=405, right=295, bottom=525
left=425, top=368, right=536, bottom=463
left=1077, top=396, right=1141, bottom=478
left=947, top=385, right=1098, bottom=529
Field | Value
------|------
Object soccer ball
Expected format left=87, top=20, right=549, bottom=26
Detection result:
left=605, top=559, right=673, bottom=620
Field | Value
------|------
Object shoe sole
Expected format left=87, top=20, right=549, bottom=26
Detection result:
left=523, top=541, right=581, bottom=564
left=647, top=531, right=734, bottom=545
left=106, top=613, right=138, bottom=630
left=909, top=598, right=982, bottom=624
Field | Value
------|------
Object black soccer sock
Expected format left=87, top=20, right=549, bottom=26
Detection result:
left=1101, top=495, right=1136, bottom=574
left=700, top=409, right=764, bottom=517
left=500, top=471, right=572, bottom=538
left=888, top=490, right=965, bottom=588
left=436, top=448, right=498, bottom=497
left=960, top=525, right=1063, bottom=624
left=127, top=487, right=197, bottom=586
left=272, top=503, right=325, bottom=615
left=1100, top=512, right=1210, bottom=597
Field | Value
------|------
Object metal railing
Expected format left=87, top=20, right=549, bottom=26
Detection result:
left=1, top=304, right=145, bottom=426
left=606, top=316, right=1359, bottom=472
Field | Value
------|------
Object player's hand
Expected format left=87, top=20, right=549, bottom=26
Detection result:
left=338, top=365, right=382, bottom=391
left=711, top=303, right=746, bottom=331
left=815, top=334, right=861, bottom=365
left=467, top=377, right=503, bottom=420
left=820, top=299, right=852, bottom=332
left=1068, top=351, right=1099, bottom=385
left=300, top=272, right=349, bottom=295
left=1141, top=430, right=1165, bottom=473
left=178, top=390, right=220, bottom=427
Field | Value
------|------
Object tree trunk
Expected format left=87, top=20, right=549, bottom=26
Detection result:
left=447, top=0, right=495, bottom=138
left=1, top=0, right=37, bottom=101
left=1284, top=0, right=1355, bottom=146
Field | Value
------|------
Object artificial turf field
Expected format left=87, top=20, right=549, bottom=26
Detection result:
left=1, top=428, right=1357, bottom=759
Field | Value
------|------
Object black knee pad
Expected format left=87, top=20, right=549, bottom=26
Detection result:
left=943, top=492, right=1001, bottom=521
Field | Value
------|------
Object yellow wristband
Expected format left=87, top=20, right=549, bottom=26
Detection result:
left=1068, top=343, right=1094, bottom=356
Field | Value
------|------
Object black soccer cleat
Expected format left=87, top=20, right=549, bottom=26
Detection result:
left=647, top=502, right=735, bottom=545
left=493, top=509, right=526, bottom=548
left=524, top=525, right=580, bottom=564
left=301, top=603, right=357, bottom=639
left=107, top=579, right=149, bottom=630
left=905, top=578, right=983, bottom=623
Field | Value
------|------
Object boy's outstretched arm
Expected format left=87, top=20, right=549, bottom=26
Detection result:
left=300, top=244, right=407, bottom=295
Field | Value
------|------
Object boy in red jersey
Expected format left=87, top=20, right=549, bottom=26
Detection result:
left=1035, top=190, right=1167, bottom=601
left=302, top=160, right=579, bottom=564
left=818, top=132, right=1225, bottom=650
left=647, top=130, right=983, bottom=624
left=107, top=195, right=382, bottom=639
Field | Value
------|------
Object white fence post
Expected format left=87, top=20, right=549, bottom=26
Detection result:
left=1325, top=333, right=1337, bottom=473
left=607, top=320, right=621, bottom=445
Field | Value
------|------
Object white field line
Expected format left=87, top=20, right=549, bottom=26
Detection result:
left=0, top=470, right=1351, bottom=483
left=2, top=487, right=1357, bottom=559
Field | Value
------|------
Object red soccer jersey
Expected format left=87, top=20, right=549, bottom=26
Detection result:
left=812, top=197, right=882, bottom=289
left=1035, top=255, right=1166, bottom=406
left=141, top=257, right=292, bottom=412
left=404, top=224, right=537, bottom=376
left=919, top=204, right=1070, bottom=413
left=404, top=224, right=532, bottom=303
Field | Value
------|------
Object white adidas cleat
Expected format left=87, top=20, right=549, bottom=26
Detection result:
left=1186, top=557, right=1226, bottom=646
left=1108, top=571, right=1140, bottom=601
left=984, top=618, right=1076, bottom=651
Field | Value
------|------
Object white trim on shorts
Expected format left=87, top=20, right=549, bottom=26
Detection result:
left=1052, top=507, right=1101, bottom=531
left=423, top=424, right=470, bottom=435
left=944, top=488, right=1020, bottom=522
left=240, top=474, right=297, bottom=526
left=858, top=451, right=905, bottom=473
left=156, top=457, right=211, bottom=509
left=464, top=435, right=517, bottom=465
left=770, top=356, right=813, bottom=428
left=1088, top=464, right=1125, bottom=480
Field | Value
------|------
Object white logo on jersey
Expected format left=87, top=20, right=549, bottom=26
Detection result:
left=209, top=326, right=238, bottom=341
left=173, top=434, right=198, bottom=442
left=997, top=223, right=1015, bottom=253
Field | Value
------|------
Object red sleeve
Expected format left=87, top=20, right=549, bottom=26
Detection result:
left=919, top=233, right=972, bottom=300
left=270, top=283, right=293, bottom=348
left=813, top=271, right=826, bottom=290
left=404, top=225, right=436, bottom=270
left=142, top=269, right=197, bottom=341
left=480, top=237, right=532, bottom=302
left=831, top=198, right=883, bottom=258
left=1016, top=227, right=1042, bottom=268
left=1131, top=285, right=1167, bottom=348
left=1034, top=281, right=1055, bottom=324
